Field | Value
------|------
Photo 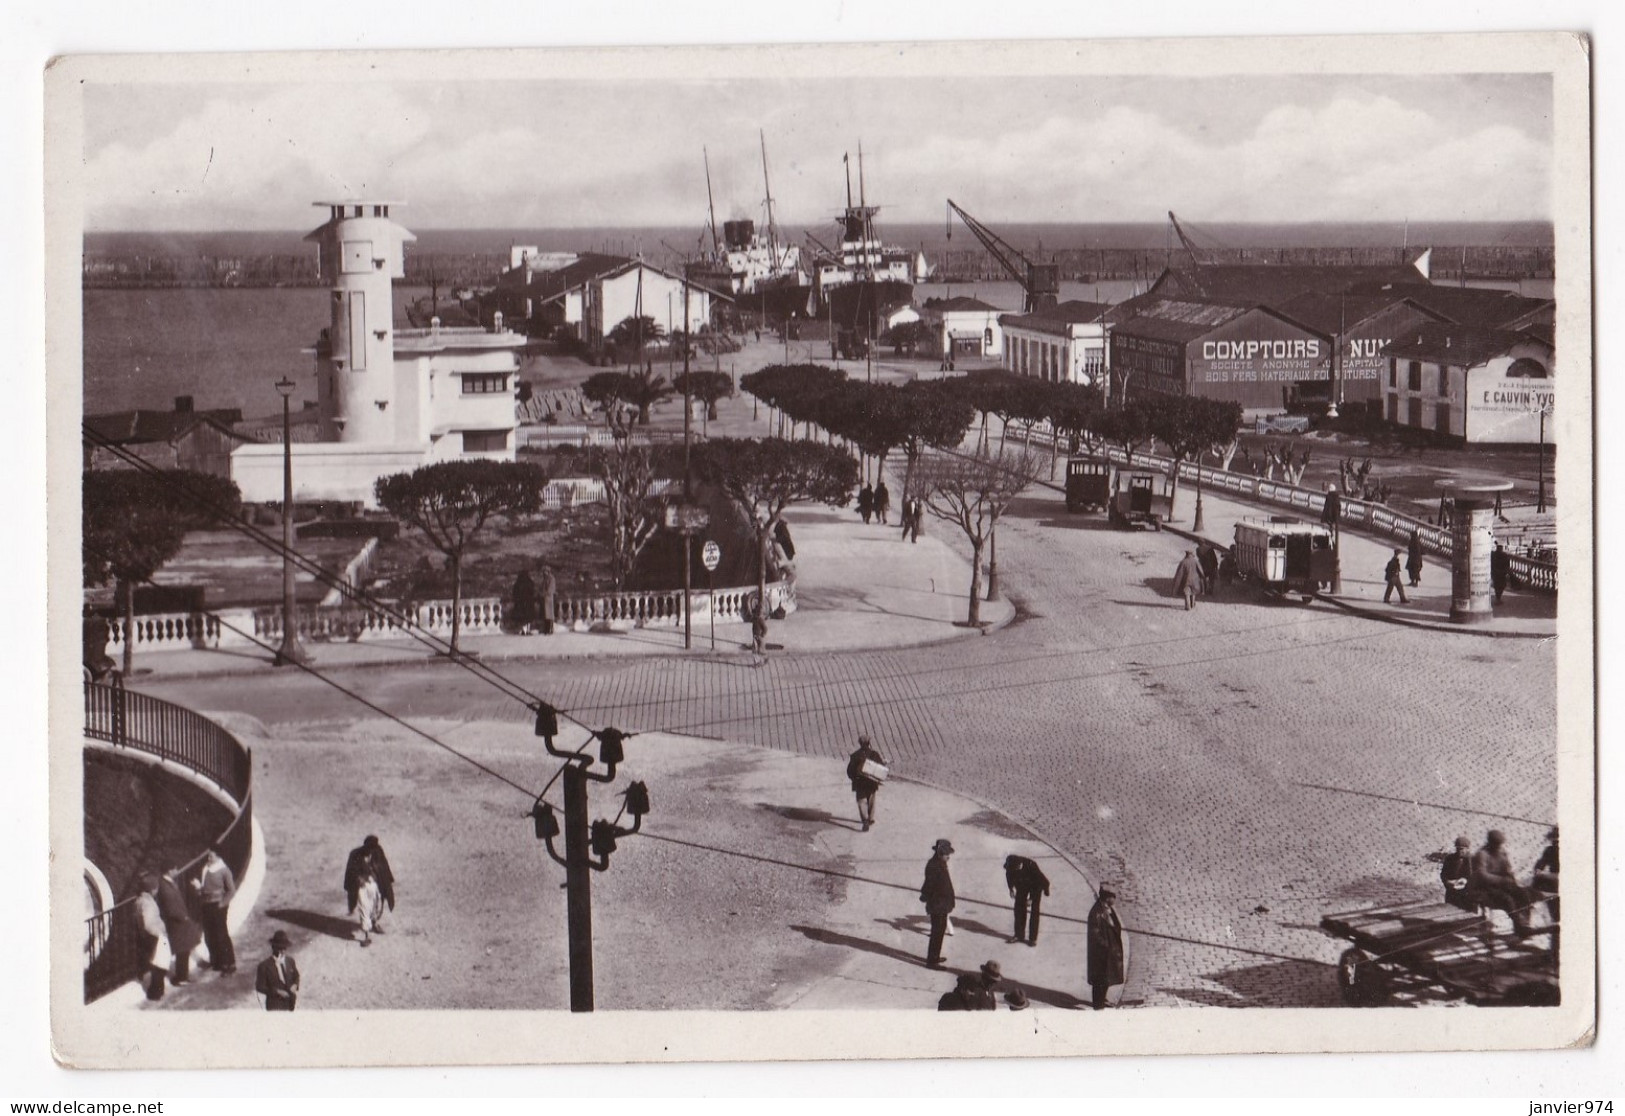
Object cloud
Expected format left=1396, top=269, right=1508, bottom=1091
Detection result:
left=82, top=80, right=1551, bottom=230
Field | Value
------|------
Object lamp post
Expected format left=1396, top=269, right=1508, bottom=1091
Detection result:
left=273, top=377, right=307, bottom=667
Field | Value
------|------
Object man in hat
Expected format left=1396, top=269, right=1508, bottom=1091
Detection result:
left=1004, top=987, right=1030, bottom=1012
left=1440, top=836, right=1477, bottom=912
left=936, top=972, right=980, bottom=1011
left=1004, top=854, right=1051, bottom=946
left=1086, top=887, right=1125, bottom=1010
left=156, top=865, right=201, bottom=986
left=920, top=839, right=957, bottom=969
left=134, top=874, right=167, bottom=1001
left=1531, top=827, right=1559, bottom=923
left=970, top=961, right=1002, bottom=1010
left=1173, top=550, right=1203, bottom=610
left=255, top=930, right=301, bottom=1011
left=1383, top=548, right=1409, bottom=604
left=1471, top=829, right=1535, bottom=937
left=845, top=735, right=886, bottom=831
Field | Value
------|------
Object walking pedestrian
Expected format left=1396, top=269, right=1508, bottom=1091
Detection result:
left=1440, top=836, right=1476, bottom=912
left=1196, top=543, right=1219, bottom=597
left=134, top=874, right=167, bottom=1001
left=344, top=836, right=395, bottom=945
left=156, top=865, right=201, bottom=986
left=1491, top=543, right=1511, bottom=604
left=1004, top=854, right=1052, bottom=946
left=254, top=930, right=301, bottom=1012
left=190, top=847, right=237, bottom=975
left=749, top=594, right=768, bottom=654
left=1173, top=550, right=1203, bottom=610
left=1383, top=549, right=1409, bottom=604
left=845, top=734, right=886, bottom=831
left=538, top=563, right=558, bottom=635
left=875, top=481, right=891, bottom=526
left=920, top=838, right=956, bottom=969
left=857, top=483, right=874, bottom=525
left=1086, top=887, right=1125, bottom=1010
left=910, top=497, right=926, bottom=543
left=1321, top=483, right=1342, bottom=541
left=1472, top=829, right=1536, bottom=938
left=1406, top=530, right=1425, bottom=587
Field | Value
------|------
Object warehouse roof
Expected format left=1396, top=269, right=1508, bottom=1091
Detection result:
left=83, top=406, right=246, bottom=446
left=1392, top=285, right=1554, bottom=330
left=1149, top=262, right=1431, bottom=306
left=922, top=296, right=1003, bottom=313
left=1271, top=291, right=1442, bottom=335
left=1383, top=322, right=1551, bottom=366
left=1000, top=299, right=1114, bottom=334
left=1111, top=299, right=1251, bottom=343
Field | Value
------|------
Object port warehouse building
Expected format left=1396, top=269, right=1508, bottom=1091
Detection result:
left=488, top=251, right=716, bottom=354
left=998, top=300, right=1113, bottom=387
left=1088, top=260, right=1554, bottom=441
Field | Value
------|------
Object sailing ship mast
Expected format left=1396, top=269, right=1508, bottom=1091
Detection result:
left=704, top=147, right=721, bottom=258
left=760, top=131, right=781, bottom=269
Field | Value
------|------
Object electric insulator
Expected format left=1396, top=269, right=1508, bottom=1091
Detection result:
left=597, top=727, right=626, bottom=766
left=623, top=780, right=651, bottom=818
left=590, top=819, right=619, bottom=858
left=529, top=801, right=559, bottom=842
left=534, top=702, right=560, bottom=740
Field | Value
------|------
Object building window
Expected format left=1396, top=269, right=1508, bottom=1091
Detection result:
left=1408, top=397, right=1423, bottom=428
left=1407, top=361, right=1422, bottom=392
left=461, top=429, right=508, bottom=453
left=461, top=373, right=510, bottom=395
left=1389, top=361, right=1397, bottom=388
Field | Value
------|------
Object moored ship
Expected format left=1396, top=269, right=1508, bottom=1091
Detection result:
left=684, top=136, right=813, bottom=323
left=810, top=146, right=928, bottom=340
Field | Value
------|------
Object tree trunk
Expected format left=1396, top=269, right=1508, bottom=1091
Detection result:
left=120, top=578, right=134, bottom=677
left=448, top=553, right=464, bottom=653
left=966, top=540, right=983, bottom=626
left=757, top=527, right=772, bottom=618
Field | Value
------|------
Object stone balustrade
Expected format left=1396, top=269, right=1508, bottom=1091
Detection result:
left=100, top=577, right=798, bottom=652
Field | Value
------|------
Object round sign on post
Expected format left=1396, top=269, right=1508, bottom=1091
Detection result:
left=701, top=541, right=721, bottom=572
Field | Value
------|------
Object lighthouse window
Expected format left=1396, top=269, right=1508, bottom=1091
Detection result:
left=461, top=373, right=510, bottom=395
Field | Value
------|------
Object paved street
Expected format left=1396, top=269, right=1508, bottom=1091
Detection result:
left=145, top=475, right=1557, bottom=1010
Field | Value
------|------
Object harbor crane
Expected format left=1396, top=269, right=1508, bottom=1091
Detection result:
left=1167, top=211, right=1211, bottom=266
left=945, top=199, right=1059, bottom=312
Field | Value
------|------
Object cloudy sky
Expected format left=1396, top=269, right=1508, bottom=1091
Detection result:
left=81, top=71, right=1552, bottom=231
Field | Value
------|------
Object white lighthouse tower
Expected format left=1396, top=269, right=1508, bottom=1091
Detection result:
left=305, top=200, right=415, bottom=444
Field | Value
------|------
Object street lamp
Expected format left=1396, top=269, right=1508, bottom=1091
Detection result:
left=273, top=377, right=307, bottom=667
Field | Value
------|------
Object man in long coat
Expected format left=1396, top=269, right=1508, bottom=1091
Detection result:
left=845, top=735, right=886, bottom=831
left=1086, top=887, right=1125, bottom=1010
left=538, top=564, right=559, bottom=635
left=156, top=866, right=202, bottom=985
left=1173, top=551, right=1203, bottom=610
left=344, top=835, right=396, bottom=921
left=920, top=839, right=956, bottom=969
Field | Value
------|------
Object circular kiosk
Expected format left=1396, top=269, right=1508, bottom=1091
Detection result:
left=1437, top=480, right=1514, bottom=624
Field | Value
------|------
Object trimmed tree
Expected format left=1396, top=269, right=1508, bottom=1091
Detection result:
left=672, top=369, right=735, bottom=422
left=897, top=380, right=977, bottom=501
left=913, top=445, right=1045, bottom=626
left=1091, top=398, right=1156, bottom=464
left=83, top=469, right=242, bottom=676
left=374, top=460, right=548, bottom=652
left=1147, top=395, right=1243, bottom=522
left=691, top=437, right=859, bottom=608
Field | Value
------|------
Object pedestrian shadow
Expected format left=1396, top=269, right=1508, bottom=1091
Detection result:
left=1156, top=958, right=1346, bottom=1008
left=790, top=923, right=933, bottom=969
left=874, top=914, right=929, bottom=937
left=266, top=907, right=357, bottom=942
left=755, top=802, right=863, bottom=831
left=1108, top=597, right=1187, bottom=611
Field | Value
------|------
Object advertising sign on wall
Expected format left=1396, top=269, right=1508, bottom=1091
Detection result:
left=1464, top=374, right=1554, bottom=444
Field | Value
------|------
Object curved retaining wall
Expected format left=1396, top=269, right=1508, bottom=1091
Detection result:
left=81, top=680, right=253, bottom=1003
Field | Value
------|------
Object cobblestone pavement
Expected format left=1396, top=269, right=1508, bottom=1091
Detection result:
left=154, top=486, right=1557, bottom=1009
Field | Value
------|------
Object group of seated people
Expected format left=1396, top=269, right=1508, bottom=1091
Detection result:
left=1441, top=827, right=1559, bottom=940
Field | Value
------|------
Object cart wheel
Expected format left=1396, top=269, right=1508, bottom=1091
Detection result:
left=1336, top=947, right=1387, bottom=1007
left=1502, top=981, right=1560, bottom=1007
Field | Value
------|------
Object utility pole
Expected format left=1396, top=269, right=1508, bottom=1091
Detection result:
left=529, top=712, right=649, bottom=1014
left=273, top=377, right=307, bottom=667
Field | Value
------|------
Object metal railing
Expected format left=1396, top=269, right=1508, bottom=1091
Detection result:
left=82, top=680, right=253, bottom=1003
